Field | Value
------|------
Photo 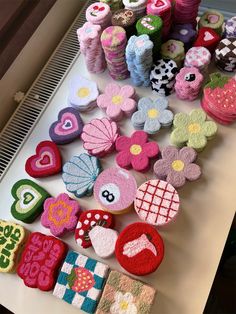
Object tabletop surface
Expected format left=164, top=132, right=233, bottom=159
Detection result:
left=0, top=49, right=236, bottom=314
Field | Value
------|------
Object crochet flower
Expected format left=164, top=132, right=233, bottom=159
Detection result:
left=110, top=292, right=137, bottom=314
left=41, top=193, right=80, bottom=237
left=97, top=83, right=137, bottom=121
left=131, top=97, right=173, bottom=134
left=154, top=146, right=201, bottom=188
left=170, top=109, right=217, bottom=151
left=115, top=130, right=159, bottom=172
left=126, top=34, right=154, bottom=58
left=77, top=22, right=101, bottom=42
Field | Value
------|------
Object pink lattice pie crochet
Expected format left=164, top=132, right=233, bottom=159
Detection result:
left=154, top=146, right=201, bottom=188
left=134, top=179, right=180, bottom=226
left=41, top=193, right=80, bottom=237
left=115, top=130, right=159, bottom=172
left=97, top=83, right=137, bottom=121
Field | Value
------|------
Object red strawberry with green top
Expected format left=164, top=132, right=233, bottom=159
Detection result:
left=67, top=267, right=95, bottom=293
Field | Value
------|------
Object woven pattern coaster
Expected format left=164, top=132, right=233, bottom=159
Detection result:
left=96, top=270, right=156, bottom=314
left=53, top=250, right=109, bottom=313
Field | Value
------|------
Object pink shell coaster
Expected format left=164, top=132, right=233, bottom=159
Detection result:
left=81, top=117, right=119, bottom=157
left=134, top=179, right=180, bottom=226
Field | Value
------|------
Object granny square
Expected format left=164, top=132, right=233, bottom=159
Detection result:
left=53, top=250, right=109, bottom=313
left=96, top=270, right=156, bottom=314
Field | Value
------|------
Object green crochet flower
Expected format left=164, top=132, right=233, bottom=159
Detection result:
left=170, top=109, right=217, bottom=151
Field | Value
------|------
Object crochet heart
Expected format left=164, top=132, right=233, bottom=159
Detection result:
left=204, top=31, right=214, bottom=41
left=25, top=141, right=62, bottom=177
left=23, top=191, right=34, bottom=205
left=54, top=114, right=79, bottom=135
left=207, top=14, right=219, bottom=24
left=154, top=0, right=166, bottom=8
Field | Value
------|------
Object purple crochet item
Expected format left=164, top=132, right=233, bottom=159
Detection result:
left=169, top=24, right=197, bottom=48
left=153, top=146, right=201, bottom=188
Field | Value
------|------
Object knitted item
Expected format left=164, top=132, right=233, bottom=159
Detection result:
left=0, top=220, right=26, bottom=273
left=17, top=232, right=67, bottom=291
left=11, top=179, right=50, bottom=223
left=25, top=140, right=62, bottom=178
left=111, top=9, right=136, bottom=38
left=123, top=0, right=147, bottom=19
left=161, top=39, right=185, bottom=68
left=53, top=250, right=109, bottom=313
left=215, top=38, right=236, bottom=73
left=101, top=0, right=123, bottom=13
left=198, top=10, right=224, bottom=35
left=86, top=2, right=112, bottom=29
left=225, top=16, right=236, bottom=38
left=193, top=27, right=221, bottom=54
left=184, top=47, right=211, bottom=74
left=115, top=222, right=164, bottom=275
left=173, top=0, right=200, bottom=27
left=169, top=23, right=197, bottom=49
left=96, top=270, right=156, bottom=313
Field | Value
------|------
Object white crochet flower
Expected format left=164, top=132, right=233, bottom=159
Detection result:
left=110, top=292, right=137, bottom=314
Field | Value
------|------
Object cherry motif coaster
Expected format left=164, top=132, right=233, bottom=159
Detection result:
left=93, top=167, right=137, bottom=214
left=0, top=220, right=26, bottom=273
left=25, top=140, right=62, bottom=178
left=75, top=209, right=114, bottom=248
left=41, top=193, right=80, bottom=237
left=134, top=179, right=180, bottom=226
left=193, top=27, right=221, bottom=53
left=17, top=232, right=67, bottom=291
left=49, top=107, right=84, bottom=145
left=115, top=222, right=164, bottom=276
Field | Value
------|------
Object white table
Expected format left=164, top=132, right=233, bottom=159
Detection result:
left=0, top=50, right=236, bottom=314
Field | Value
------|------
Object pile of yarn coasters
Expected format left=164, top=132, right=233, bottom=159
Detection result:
left=201, top=73, right=236, bottom=125
left=100, top=0, right=123, bottom=12
left=184, top=46, right=211, bottom=74
left=146, top=0, right=172, bottom=38
left=225, top=16, right=236, bottom=38
left=169, top=23, right=197, bottom=49
left=111, top=9, right=136, bottom=38
left=77, top=22, right=106, bottom=74
left=198, top=10, right=224, bottom=35
left=101, top=26, right=129, bottom=80
left=161, top=39, right=185, bottom=68
left=136, top=15, right=163, bottom=55
left=193, top=27, right=221, bottom=54
left=123, top=0, right=147, bottom=19
left=173, top=0, right=201, bottom=27
left=126, top=34, right=153, bottom=87
left=150, top=59, right=178, bottom=96
left=86, top=2, right=112, bottom=29
left=215, top=38, right=236, bottom=72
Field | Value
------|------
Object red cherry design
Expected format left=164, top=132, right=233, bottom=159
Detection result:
left=99, top=6, right=105, bottom=11
left=93, top=5, right=99, bottom=10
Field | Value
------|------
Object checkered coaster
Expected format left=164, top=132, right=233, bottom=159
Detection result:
left=53, top=250, right=109, bottom=313
left=96, top=270, right=156, bottom=314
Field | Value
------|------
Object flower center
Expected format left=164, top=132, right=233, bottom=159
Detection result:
left=147, top=108, right=159, bottom=119
left=77, top=87, right=90, bottom=98
left=112, top=95, right=123, bottom=105
left=119, top=301, right=129, bottom=310
left=188, top=123, right=201, bottom=134
left=130, top=144, right=142, bottom=155
left=172, top=160, right=184, bottom=172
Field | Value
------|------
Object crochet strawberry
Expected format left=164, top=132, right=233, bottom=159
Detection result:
left=67, top=267, right=95, bottom=293
left=201, top=73, right=236, bottom=124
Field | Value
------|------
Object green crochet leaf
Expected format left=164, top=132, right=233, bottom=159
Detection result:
left=205, top=72, right=230, bottom=89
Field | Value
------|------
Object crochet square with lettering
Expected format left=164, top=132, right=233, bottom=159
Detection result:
left=53, top=250, right=109, bottom=313
left=96, top=270, right=156, bottom=314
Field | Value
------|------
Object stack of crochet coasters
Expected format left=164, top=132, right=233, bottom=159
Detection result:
left=86, top=2, right=112, bottom=29
left=136, top=15, right=163, bottom=55
left=173, top=0, right=201, bottom=27
left=161, top=40, right=185, bottom=68
left=201, top=73, right=236, bottom=125
left=126, top=35, right=154, bottom=87
left=146, top=0, right=172, bottom=39
left=100, top=0, right=123, bottom=13
left=150, top=59, right=178, bottom=96
left=198, top=10, right=224, bottom=35
left=169, top=23, right=197, bottom=49
left=184, top=47, right=211, bottom=74
left=101, top=26, right=129, bottom=80
left=123, top=0, right=147, bottom=19
left=215, top=38, right=236, bottom=72
left=193, top=27, right=221, bottom=54
left=77, top=22, right=106, bottom=74
left=225, top=16, right=236, bottom=38
left=111, top=9, right=136, bottom=38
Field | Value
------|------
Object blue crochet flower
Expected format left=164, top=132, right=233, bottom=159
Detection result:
left=126, top=35, right=154, bottom=59
left=131, top=97, right=174, bottom=134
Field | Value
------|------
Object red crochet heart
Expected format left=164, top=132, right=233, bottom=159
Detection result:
left=193, top=27, right=220, bottom=53
left=25, top=140, right=62, bottom=178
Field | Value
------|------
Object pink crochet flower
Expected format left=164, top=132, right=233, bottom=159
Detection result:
left=77, top=22, right=101, bottom=42
left=153, top=146, right=201, bottom=188
left=115, top=130, right=159, bottom=172
left=41, top=193, right=80, bottom=237
left=97, top=83, right=137, bottom=121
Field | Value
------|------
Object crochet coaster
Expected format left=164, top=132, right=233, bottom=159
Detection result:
left=62, top=153, right=102, bottom=198
left=193, top=27, right=221, bottom=54
left=96, top=270, right=156, bottom=313
left=225, top=16, right=236, bottom=38
left=81, top=118, right=119, bottom=157
left=17, top=232, right=67, bottom=291
left=49, top=107, right=84, bottom=145
left=86, top=2, right=112, bottom=29
left=0, top=220, right=26, bottom=273
left=41, top=193, right=80, bottom=237
left=111, top=9, right=136, bottom=38
left=94, top=167, right=137, bottom=214
left=11, top=179, right=50, bottom=223
left=75, top=209, right=114, bottom=248
left=115, top=222, right=164, bottom=275
left=161, top=39, right=185, bottom=68
left=198, top=9, right=224, bottom=35
left=134, top=179, right=180, bottom=226
left=25, top=140, right=62, bottom=178
left=53, top=250, right=109, bottom=313
left=215, top=38, right=236, bottom=72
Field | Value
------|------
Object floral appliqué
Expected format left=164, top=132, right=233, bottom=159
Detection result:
left=110, top=292, right=137, bottom=314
